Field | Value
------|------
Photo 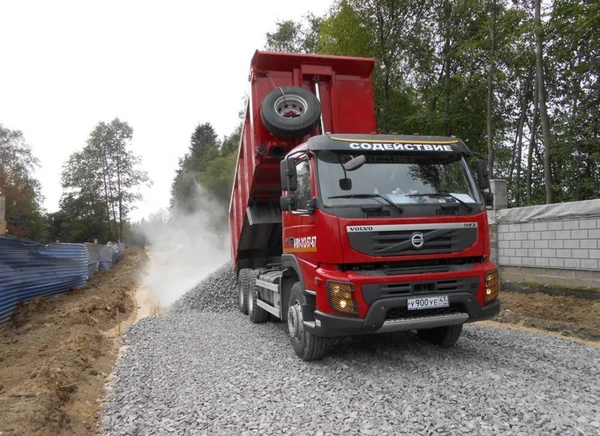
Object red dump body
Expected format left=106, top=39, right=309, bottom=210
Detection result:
left=229, top=51, right=377, bottom=266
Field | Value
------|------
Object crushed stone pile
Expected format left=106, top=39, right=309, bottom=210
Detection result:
left=169, top=262, right=237, bottom=313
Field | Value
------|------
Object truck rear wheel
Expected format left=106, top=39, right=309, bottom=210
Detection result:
left=237, top=269, right=252, bottom=315
left=287, top=282, right=326, bottom=361
left=260, top=86, right=321, bottom=138
left=417, top=323, right=463, bottom=348
left=247, top=274, right=268, bottom=323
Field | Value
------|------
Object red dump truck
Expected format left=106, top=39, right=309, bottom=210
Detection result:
left=228, top=51, right=500, bottom=360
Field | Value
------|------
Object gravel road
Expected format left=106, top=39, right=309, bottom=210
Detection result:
left=102, top=263, right=600, bottom=436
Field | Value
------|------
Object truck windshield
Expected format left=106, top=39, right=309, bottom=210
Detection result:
left=316, top=151, right=482, bottom=207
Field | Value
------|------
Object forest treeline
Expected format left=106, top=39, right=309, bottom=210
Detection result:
left=264, top=0, right=599, bottom=206
left=170, top=0, right=599, bottom=226
left=1, top=120, right=149, bottom=243
left=2, top=0, right=598, bottom=242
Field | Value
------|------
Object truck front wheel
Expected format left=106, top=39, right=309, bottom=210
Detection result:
left=417, top=323, right=463, bottom=348
left=287, top=282, right=326, bottom=361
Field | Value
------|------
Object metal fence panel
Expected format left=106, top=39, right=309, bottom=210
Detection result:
left=0, top=237, right=89, bottom=326
left=84, top=243, right=100, bottom=276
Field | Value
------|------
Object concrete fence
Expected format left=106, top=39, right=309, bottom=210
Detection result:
left=488, top=181, right=600, bottom=288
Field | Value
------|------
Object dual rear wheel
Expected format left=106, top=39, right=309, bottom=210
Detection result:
left=237, top=271, right=326, bottom=361
left=238, top=268, right=268, bottom=323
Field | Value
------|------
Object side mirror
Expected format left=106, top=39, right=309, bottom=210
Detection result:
left=476, top=160, right=490, bottom=190
left=280, top=195, right=297, bottom=212
left=343, top=155, right=366, bottom=172
left=280, top=158, right=297, bottom=192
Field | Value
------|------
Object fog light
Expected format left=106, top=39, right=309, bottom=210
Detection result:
left=485, top=271, right=499, bottom=303
left=327, top=281, right=357, bottom=314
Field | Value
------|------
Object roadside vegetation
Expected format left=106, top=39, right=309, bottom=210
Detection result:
left=1, top=0, right=598, bottom=242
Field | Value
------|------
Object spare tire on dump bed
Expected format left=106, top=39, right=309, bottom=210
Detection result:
left=260, top=86, right=321, bottom=138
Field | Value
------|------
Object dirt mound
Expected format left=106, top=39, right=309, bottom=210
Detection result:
left=0, top=246, right=148, bottom=435
left=495, top=290, right=600, bottom=341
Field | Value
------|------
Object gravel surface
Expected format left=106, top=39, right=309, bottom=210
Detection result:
left=102, top=264, right=600, bottom=436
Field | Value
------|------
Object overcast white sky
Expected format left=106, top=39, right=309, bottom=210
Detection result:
left=0, top=0, right=331, bottom=221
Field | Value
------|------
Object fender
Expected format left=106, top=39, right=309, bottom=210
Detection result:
left=281, top=254, right=317, bottom=322
left=281, top=254, right=306, bottom=292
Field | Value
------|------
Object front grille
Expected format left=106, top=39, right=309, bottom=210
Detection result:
left=348, top=257, right=482, bottom=276
left=361, top=277, right=480, bottom=304
left=385, top=305, right=461, bottom=320
left=348, top=227, right=477, bottom=256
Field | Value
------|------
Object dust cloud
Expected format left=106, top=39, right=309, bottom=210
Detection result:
left=139, top=185, right=231, bottom=309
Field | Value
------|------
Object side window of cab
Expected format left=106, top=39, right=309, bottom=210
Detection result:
left=295, top=159, right=312, bottom=211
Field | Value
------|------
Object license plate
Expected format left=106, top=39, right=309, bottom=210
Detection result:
left=407, top=296, right=449, bottom=311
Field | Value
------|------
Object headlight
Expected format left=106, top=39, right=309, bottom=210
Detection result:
left=327, top=281, right=357, bottom=314
left=485, top=271, right=499, bottom=303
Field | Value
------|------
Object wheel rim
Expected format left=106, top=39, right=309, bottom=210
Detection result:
left=287, top=300, right=303, bottom=339
left=274, top=94, right=308, bottom=119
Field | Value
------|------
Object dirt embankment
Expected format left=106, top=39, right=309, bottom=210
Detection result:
left=0, top=246, right=148, bottom=436
left=493, top=287, right=600, bottom=343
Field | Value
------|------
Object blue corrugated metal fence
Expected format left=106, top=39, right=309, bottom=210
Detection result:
left=0, top=237, right=124, bottom=327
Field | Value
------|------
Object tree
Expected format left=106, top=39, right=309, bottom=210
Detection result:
left=171, top=122, right=240, bottom=210
left=60, top=118, right=150, bottom=243
left=265, top=13, right=323, bottom=53
left=0, top=124, right=45, bottom=240
left=546, top=0, right=600, bottom=202
left=534, top=0, right=553, bottom=203
left=171, top=122, right=220, bottom=212
left=487, top=0, right=497, bottom=177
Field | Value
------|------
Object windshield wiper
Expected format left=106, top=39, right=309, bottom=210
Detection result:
left=328, top=193, right=404, bottom=213
left=405, top=192, right=473, bottom=212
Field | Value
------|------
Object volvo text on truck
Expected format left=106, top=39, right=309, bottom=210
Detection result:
left=228, top=50, right=500, bottom=361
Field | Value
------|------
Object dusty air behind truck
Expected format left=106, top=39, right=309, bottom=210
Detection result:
left=228, top=50, right=500, bottom=361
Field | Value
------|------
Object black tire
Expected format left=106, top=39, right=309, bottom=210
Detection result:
left=260, top=86, right=321, bottom=138
left=237, top=269, right=252, bottom=315
left=417, top=323, right=463, bottom=348
left=287, top=282, right=326, bottom=361
left=268, top=313, right=281, bottom=323
left=247, top=273, right=268, bottom=323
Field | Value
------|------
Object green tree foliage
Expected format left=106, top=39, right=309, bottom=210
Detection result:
left=265, top=13, right=323, bottom=53
left=60, top=118, right=150, bottom=243
left=547, top=0, right=600, bottom=202
left=0, top=124, right=46, bottom=240
left=170, top=122, right=239, bottom=226
left=263, top=0, right=600, bottom=206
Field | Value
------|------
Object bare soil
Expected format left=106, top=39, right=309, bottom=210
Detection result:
left=0, top=246, right=148, bottom=436
left=1, top=255, right=599, bottom=435
left=494, top=288, right=600, bottom=342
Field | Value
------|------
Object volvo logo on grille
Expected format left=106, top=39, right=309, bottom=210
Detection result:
left=411, top=232, right=425, bottom=249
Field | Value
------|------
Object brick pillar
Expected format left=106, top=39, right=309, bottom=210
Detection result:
left=488, top=180, right=507, bottom=265
left=490, top=179, right=508, bottom=210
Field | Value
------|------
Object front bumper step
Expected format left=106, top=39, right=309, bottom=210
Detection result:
left=306, top=294, right=500, bottom=337
left=377, top=312, right=469, bottom=333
